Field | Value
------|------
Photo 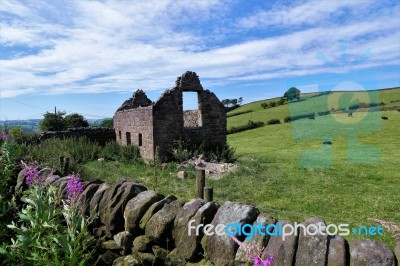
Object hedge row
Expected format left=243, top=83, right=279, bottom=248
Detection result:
left=227, top=110, right=253, bottom=118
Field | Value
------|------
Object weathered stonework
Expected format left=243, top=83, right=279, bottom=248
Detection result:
left=113, top=71, right=227, bottom=161
left=38, top=127, right=115, bottom=146
left=15, top=168, right=399, bottom=266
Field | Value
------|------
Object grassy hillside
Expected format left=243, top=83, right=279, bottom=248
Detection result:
left=228, top=87, right=400, bottom=128
left=225, top=110, right=400, bottom=246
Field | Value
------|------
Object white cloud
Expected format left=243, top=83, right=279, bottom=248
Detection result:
left=237, top=0, right=375, bottom=29
left=0, top=0, right=399, bottom=99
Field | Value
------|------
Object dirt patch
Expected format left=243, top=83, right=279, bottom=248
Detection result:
left=180, top=157, right=237, bottom=180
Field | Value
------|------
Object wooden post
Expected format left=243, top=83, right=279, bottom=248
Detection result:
left=196, top=169, right=205, bottom=199
left=59, top=156, right=64, bottom=173
left=64, top=157, right=70, bottom=175
left=204, top=187, right=213, bottom=202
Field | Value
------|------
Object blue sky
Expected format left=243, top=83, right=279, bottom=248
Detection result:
left=0, top=0, right=399, bottom=120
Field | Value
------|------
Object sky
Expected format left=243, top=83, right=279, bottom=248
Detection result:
left=0, top=0, right=399, bottom=120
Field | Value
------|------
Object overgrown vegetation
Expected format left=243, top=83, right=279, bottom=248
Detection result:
left=168, top=139, right=236, bottom=163
left=0, top=167, right=97, bottom=265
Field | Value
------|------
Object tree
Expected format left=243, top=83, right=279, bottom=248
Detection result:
left=277, top=97, right=286, bottom=105
left=261, top=102, right=268, bottom=109
left=238, top=97, right=243, bottom=105
left=284, top=87, right=301, bottom=101
left=230, top=99, right=238, bottom=107
left=39, top=111, right=66, bottom=131
left=100, top=119, right=113, bottom=128
left=222, top=99, right=230, bottom=108
left=64, top=113, right=89, bottom=128
left=269, top=101, right=277, bottom=108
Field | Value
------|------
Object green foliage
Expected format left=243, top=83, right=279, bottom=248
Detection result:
left=169, top=139, right=193, bottom=162
left=222, top=98, right=242, bottom=108
left=0, top=184, right=97, bottom=265
left=23, top=137, right=102, bottom=172
left=120, top=145, right=141, bottom=164
left=227, top=120, right=265, bottom=134
left=64, top=113, right=89, bottom=128
left=266, top=118, right=281, bottom=125
left=284, top=116, right=291, bottom=123
left=168, top=139, right=236, bottom=163
left=261, top=102, right=268, bottom=109
left=9, top=127, right=24, bottom=141
left=226, top=110, right=253, bottom=118
left=284, top=87, right=301, bottom=101
left=100, top=119, right=113, bottom=128
left=269, top=101, right=277, bottom=108
left=101, top=141, right=142, bottom=164
left=100, top=141, right=121, bottom=161
left=277, top=97, right=286, bottom=105
left=39, top=111, right=67, bottom=131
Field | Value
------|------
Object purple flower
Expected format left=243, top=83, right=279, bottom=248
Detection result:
left=1, top=132, right=8, bottom=141
left=254, top=256, right=274, bottom=266
left=24, top=166, right=40, bottom=186
left=67, top=174, right=84, bottom=202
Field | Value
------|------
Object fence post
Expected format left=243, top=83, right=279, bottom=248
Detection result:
left=59, top=156, right=64, bottom=173
left=204, top=187, right=213, bottom=202
left=196, top=169, right=205, bottom=199
left=64, top=157, right=70, bottom=175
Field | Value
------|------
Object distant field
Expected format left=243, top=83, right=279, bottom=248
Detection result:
left=227, top=87, right=400, bottom=128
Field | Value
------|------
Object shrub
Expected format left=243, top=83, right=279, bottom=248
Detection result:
left=261, top=103, right=268, bottom=109
left=169, top=139, right=193, bottom=163
left=22, top=137, right=102, bottom=172
left=101, top=141, right=122, bottom=161
left=101, top=141, right=142, bottom=164
left=267, top=119, right=281, bottom=125
left=277, top=98, right=286, bottom=105
left=227, top=110, right=253, bottom=118
left=317, top=111, right=330, bottom=116
left=168, top=139, right=236, bottom=163
left=269, top=101, right=277, bottom=108
left=284, top=113, right=316, bottom=122
left=227, top=120, right=265, bottom=134
left=120, top=145, right=141, bottom=164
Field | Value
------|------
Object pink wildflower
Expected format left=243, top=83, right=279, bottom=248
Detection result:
left=67, top=174, right=84, bottom=202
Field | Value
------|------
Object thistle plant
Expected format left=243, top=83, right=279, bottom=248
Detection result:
left=230, top=236, right=274, bottom=266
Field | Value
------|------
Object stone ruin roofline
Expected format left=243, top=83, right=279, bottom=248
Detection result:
left=116, top=71, right=208, bottom=112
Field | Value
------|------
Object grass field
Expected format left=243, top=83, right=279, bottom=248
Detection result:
left=82, top=88, right=400, bottom=248
left=228, top=87, right=400, bottom=128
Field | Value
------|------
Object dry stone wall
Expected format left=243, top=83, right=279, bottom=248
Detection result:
left=16, top=169, right=399, bottom=266
left=38, top=127, right=115, bottom=146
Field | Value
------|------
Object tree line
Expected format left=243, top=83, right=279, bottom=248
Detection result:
left=39, top=110, right=113, bottom=131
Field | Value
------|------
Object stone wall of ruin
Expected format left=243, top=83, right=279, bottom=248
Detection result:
left=113, top=106, right=154, bottom=159
left=152, top=88, right=184, bottom=161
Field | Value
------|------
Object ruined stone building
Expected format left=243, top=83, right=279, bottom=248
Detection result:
left=113, top=71, right=227, bottom=161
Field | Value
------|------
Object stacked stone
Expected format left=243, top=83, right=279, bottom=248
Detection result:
left=38, top=127, right=116, bottom=146
left=15, top=169, right=398, bottom=265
